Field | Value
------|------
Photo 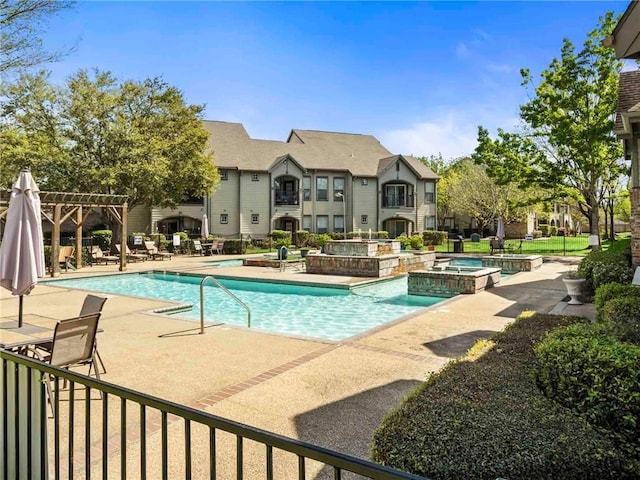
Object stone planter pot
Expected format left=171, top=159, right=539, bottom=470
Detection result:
left=300, top=248, right=309, bottom=258
left=562, top=277, right=586, bottom=305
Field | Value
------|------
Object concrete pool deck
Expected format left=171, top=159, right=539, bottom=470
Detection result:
left=0, top=253, right=592, bottom=477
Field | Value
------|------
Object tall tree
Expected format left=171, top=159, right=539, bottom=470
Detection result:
left=0, top=0, right=74, bottom=75
left=473, top=12, right=625, bottom=245
left=0, top=68, right=219, bottom=218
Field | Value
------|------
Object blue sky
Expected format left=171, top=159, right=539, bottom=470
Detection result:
left=40, top=1, right=629, bottom=160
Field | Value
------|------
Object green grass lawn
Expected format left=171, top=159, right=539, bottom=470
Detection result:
left=435, top=235, right=593, bottom=256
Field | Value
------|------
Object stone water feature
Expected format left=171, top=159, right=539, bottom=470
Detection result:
left=305, top=239, right=436, bottom=277
left=408, top=265, right=502, bottom=297
left=481, top=254, right=542, bottom=273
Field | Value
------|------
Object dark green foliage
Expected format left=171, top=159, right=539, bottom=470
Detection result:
left=535, top=324, right=640, bottom=455
left=549, top=225, right=558, bottom=236
left=578, top=250, right=633, bottom=294
left=422, top=230, right=447, bottom=246
left=395, top=235, right=410, bottom=249
left=532, top=229, right=542, bottom=238
left=539, top=224, right=550, bottom=236
left=409, top=234, right=423, bottom=250
left=175, top=232, right=190, bottom=253
left=222, top=239, right=248, bottom=254
left=602, top=296, right=640, bottom=344
left=269, top=230, right=291, bottom=249
left=295, top=230, right=309, bottom=247
left=594, top=283, right=640, bottom=320
left=372, top=313, right=635, bottom=478
left=90, top=230, right=112, bottom=250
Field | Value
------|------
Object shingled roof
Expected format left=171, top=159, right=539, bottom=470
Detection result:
left=616, top=70, right=640, bottom=134
left=202, top=121, right=438, bottom=179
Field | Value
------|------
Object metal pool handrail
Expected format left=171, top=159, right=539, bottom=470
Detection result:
left=200, top=275, right=251, bottom=333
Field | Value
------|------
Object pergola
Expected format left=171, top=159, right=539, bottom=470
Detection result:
left=0, top=191, right=129, bottom=276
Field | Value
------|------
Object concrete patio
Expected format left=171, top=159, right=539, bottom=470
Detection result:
left=0, top=253, right=592, bottom=478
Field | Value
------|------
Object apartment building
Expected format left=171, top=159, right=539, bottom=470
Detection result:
left=129, top=121, right=438, bottom=239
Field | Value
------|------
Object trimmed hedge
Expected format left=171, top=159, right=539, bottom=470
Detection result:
left=535, top=323, right=640, bottom=455
left=578, top=250, right=634, bottom=294
left=601, top=296, right=640, bottom=345
left=594, top=283, right=640, bottom=321
left=422, top=230, right=447, bottom=246
left=409, top=234, right=423, bottom=250
left=91, top=230, right=112, bottom=251
left=269, top=230, right=291, bottom=249
left=371, top=313, right=636, bottom=478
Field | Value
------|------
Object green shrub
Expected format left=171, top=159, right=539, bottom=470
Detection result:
left=175, top=232, right=190, bottom=253
left=539, top=224, right=549, bottom=236
left=372, top=313, right=635, bottom=478
left=269, top=230, right=291, bottom=249
left=594, top=283, right=640, bottom=321
left=602, top=296, right=640, bottom=345
left=222, top=239, right=248, bottom=254
left=549, top=225, right=558, bottom=236
left=578, top=250, right=633, bottom=294
left=396, top=235, right=411, bottom=249
left=409, top=234, right=424, bottom=250
left=422, top=230, right=447, bottom=246
left=328, top=232, right=346, bottom=240
left=535, top=323, right=640, bottom=454
left=296, top=230, right=309, bottom=247
left=376, top=230, right=389, bottom=239
left=308, top=233, right=331, bottom=249
left=91, top=230, right=112, bottom=251
left=532, top=229, right=542, bottom=238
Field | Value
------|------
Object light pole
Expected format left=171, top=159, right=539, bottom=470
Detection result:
left=335, top=192, right=346, bottom=239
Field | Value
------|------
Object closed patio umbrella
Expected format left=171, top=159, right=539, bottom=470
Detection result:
left=201, top=213, right=209, bottom=239
left=496, top=217, right=505, bottom=240
left=0, top=168, right=45, bottom=327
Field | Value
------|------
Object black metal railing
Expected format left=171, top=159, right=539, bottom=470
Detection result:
left=1, top=350, right=427, bottom=479
left=275, top=191, right=300, bottom=206
left=382, top=195, right=415, bottom=208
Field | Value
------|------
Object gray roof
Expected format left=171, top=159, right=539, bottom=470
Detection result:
left=202, top=121, right=439, bottom=179
left=616, top=70, right=640, bottom=133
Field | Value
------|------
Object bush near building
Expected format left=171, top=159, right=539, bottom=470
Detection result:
left=372, top=313, right=636, bottom=479
left=578, top=248, right=634, bottom=294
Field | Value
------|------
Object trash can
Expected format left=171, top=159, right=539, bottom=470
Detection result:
left=277, top=246, right=288, bottom=260
left=453, top=235, right=465, bottom=253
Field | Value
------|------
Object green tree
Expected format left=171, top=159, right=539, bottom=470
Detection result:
left=1, top=0, right=74, bottom=75
left=473, top=12, right=625, bottom=246
left=0, top=69, right=219, bottom=224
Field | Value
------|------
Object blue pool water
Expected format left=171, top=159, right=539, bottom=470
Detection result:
left=47, top=273, right=444, bottom=341
left=206, top=259, right=244, bottom=267
left=451, top=258, right=482, bottom=267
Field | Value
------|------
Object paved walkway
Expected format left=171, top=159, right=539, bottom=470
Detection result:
left=0, top=253, right=592, bottom=478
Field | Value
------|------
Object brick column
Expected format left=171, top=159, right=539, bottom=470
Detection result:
left=631, top=187, right=640, bottom=267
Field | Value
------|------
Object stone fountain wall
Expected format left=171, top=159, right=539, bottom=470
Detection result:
left=408, top=267, right=501, bottom=296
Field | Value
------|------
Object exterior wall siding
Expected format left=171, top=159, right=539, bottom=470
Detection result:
left=209, top=169, right=240, bottom=238
left=128, top=205, right=151, bottom=234
left=239, top=172, right=271, bottom=237
left=352, top=178, right=378, bottom=233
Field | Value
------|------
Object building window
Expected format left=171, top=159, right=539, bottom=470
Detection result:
left=303, top=177, right=311, bottom=201
left=251, top=173, right=259, bottom=182
left=361, top=178, right=368, bottom=186
left=361, top=215, right=368, bottom=224
left=220, top=171, right=228, bottom=181
left=316, top=177, right=328, bottom=201
left=383, top=183, right=414, bottom=207
left=251, top=214, right=259, bottom=224
left=425, top=215, right=436, bottom=230
left=334, top=215, right=344, bottom=233
left=303, top=215, right=312, bottom=230
left=425, top=181, right=435, bottom=203
left=220, top=214, right=228, bottom=224
left=316, top=215, right=329, bottom=233
left=333, top=177, right=345, bottom=200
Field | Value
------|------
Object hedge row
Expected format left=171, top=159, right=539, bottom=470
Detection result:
left=371, top=312, right=636, bottom=479
left=578, top=249, right=634, bottom=294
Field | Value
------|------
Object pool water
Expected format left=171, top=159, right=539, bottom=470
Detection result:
left=206, top=259, right=244, bottom=268
left=48, top=273, right=444, bottom=341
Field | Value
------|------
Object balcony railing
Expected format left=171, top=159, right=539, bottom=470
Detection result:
left=382, top=195, right=415, bottom=208
left=275, top=191, right=300, bottom=206
left=1, top=350, right=426, bottom=479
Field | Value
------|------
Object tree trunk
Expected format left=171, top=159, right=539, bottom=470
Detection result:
left=588, top=200, right=601, bottom=251
left=609, top=199, right=615, bottom=242
left=603, top=207, right=609, bottom=240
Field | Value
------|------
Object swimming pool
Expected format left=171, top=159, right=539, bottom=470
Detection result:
left=48, top=273, right=445, bottom=341
left=206, top=259, right=244, bottom=268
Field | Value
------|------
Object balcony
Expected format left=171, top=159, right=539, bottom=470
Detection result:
left=275, top=191, right=299, bottom=206
left=1, top=350, right=423, bottom=479
left=382, top=194, right=415, bottom=208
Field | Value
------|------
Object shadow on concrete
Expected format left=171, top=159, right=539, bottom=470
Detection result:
left=422, top=329, right=497, bottom=358
left=293, top=379, right=422, bottom=480
left=485, top=274, right=568, bottom=318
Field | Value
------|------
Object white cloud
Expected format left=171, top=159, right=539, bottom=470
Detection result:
left=379, top=111, right=521, bottom=161
left=485, top=63, right=515, bottom=74
left=455, top=42, right=470, bottom=59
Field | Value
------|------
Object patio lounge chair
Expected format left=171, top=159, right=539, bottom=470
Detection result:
left=35, top=294, right=109, bottom=374
left=115, top=244, right=148, bottom=262
left=29, top=312, right=102, bottom=415
left=58, top=245, right=75, bottom=271
left=90, top=245, right=119, bottom=265
left=143, top=241, right=173, bottom=260
left=214, top=240, right=225, bottom=255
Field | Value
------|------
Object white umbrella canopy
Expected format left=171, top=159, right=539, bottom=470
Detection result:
left=201, top=214, right=209, bottom=239
left=0, top=169, right=45, bottom=327
left=496, top=217, right=505, bottom=240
